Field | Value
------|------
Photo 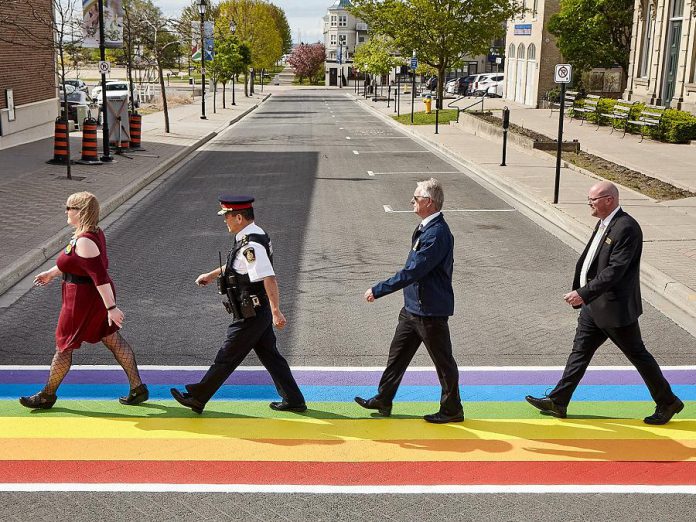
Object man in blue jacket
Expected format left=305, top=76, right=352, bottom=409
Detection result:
left=355, top=178, right=463, bottom=423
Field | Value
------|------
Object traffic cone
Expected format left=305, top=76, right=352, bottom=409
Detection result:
left=128, top=113, right=145, bottom=151
left=76, top=118, right=102, bottom=165
left=46, top=117, right=71, bottom=165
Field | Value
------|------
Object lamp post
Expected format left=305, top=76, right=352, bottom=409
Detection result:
left=198, top=0, right=207, bottom=120
left=97, top=0, right=112, bottom=162
left=230, top=19, right=236, bottom=105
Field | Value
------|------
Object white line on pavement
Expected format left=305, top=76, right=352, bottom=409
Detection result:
left=367, top=171, right=374, bottom=176
left=353, top=150, right=359, bottom=155
left=384, top=208, right=516, bottom=213
left=383, top=205, right=393, bottom=213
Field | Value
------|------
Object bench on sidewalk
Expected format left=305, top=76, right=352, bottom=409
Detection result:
left=572, top=94, right=600, bottom=126
left=549, top=90, right=578, bottom=119
left=600, top=99, right=635, bottom=136
left=627, top=104, right=665, bottom=142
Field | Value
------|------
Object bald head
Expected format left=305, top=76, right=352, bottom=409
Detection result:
left=587, top=181, right=619, bottom=219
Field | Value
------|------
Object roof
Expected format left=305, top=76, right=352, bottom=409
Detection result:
left=329, top=0, right=353, bottom=9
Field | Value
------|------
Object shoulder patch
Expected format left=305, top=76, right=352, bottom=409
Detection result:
left=243, top=247, right=256, bottom=263
left=240, top=235, right=250, bottom=246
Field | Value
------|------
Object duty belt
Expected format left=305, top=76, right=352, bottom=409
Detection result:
left=63, top=273, right=92, bottom=285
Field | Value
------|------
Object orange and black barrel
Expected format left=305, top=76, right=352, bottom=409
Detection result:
left=46, top=117, right=70, bottom=165
left=76, top=117, right=102, bottom=165
left=129, top=113, right=145, bottom=150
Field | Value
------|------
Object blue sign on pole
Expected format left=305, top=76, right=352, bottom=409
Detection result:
left=410, top=57, right=418, bottom=69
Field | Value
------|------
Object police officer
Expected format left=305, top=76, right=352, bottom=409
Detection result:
left=355, top=178, right=464, bottom=424
left=170, top=195, right=306, bottom=414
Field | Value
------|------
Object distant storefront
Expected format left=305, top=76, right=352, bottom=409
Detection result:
left=504, top=0, right=563, bottom=107
left=0, top=0, right=57, bottom=149
left=625, top=0, right=696, bottom=113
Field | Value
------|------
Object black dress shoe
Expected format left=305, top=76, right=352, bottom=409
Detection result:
left=525, top=395, right=567, bottom=418
left=354, top=396, right=392, bottom=416
left=119, top=384, right=149, bottom=405
left=644, top=398, right=684, bottom=425
left=170, top=388, right=204, bottom=414
left=269, top=401, right=307, bottom=412
left=423, top=411, right=464, bottom=424
left=19, top=391, right=57, bottom=410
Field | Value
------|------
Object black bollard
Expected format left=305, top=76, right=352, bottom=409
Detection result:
left=435, top=109, right=439, bottom=134
left=501, top=106, right=510, bottom=166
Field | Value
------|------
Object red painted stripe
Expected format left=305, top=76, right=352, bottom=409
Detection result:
left=1, top=461, right=695, bottom=485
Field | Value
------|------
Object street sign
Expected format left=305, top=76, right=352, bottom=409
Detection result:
left=410, top=57, right=418, bottom=69
left=98, top=61, right=111, bottom=75
left=554, top=63, right=572, bottom=84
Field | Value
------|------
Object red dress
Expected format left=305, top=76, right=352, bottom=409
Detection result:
left=55, top=229, right=118, bottom=351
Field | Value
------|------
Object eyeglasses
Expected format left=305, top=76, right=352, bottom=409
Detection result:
left=65, top=206, right=80, bottom=211
left=587, top=195, right=611, bottom=203
left=412, top=195, right=430, bottom=203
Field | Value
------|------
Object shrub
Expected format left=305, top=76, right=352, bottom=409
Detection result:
left=654, top=109, right=696, bottom=143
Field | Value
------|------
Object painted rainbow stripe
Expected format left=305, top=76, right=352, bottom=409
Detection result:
left=0, top=366, right=694, bottom=492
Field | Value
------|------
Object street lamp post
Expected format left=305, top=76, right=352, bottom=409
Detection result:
left=198, top=0, right=207, bottom=120
left=97, top=0, right=112, bottom=162
left=230, top=20, right=237, bottom=105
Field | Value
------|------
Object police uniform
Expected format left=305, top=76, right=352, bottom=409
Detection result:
left=170, top=195, right=305, bottom=413
left=356, top=212, right=463, bottom=422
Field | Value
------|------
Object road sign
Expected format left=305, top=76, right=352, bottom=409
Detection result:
left=410, top=57, right=418, bottom=69
left=98, top=61, right=111, bottom=75
left=554, top=63, right=572, bottom=84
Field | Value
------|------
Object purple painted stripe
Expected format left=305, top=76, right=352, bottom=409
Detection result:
left=1, top=368, right=694, bottom=386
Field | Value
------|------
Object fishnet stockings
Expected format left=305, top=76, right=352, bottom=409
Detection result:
left=102, top=331, right=143, bottom=390
left=42, top=349, right=73, bottom=395
left=102, top=331, right=143, bottom=388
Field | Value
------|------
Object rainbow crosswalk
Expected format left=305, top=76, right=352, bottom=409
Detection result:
left=0, top=366, right=694, bottom=493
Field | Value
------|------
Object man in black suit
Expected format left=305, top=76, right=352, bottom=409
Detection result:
left=526, top=181, right=683, bottom=425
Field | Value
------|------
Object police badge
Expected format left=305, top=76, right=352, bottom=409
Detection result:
left=243, top=247, right=256, bottom=262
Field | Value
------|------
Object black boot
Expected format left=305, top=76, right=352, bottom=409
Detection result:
left=119, top=384, right=149, bottom=405
left=19, top=391, right=57, bottom=410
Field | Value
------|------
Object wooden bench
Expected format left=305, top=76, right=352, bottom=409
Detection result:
left=627, top=104, right=665, bottom=142
left=600, top=99, right=635, bottom=136
left=572, top=94, right=600, bottom=126
left=549, top=90, right=578, bottom=119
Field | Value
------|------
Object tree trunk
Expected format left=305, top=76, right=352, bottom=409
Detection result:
left=244, top=73, right=248, bottom=96
left=437, top=66, right=446, bottom=110
left=222, top=81, right=226, bottom=109
left=158, top=59, right=169, bottom=133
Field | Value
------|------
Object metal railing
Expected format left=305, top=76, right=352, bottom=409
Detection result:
left=447, top=92, right=487, bottom=123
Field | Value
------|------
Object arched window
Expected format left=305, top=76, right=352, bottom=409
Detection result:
left=509, top=43, right=516, bottom=59
left=517, top=43, right=525, bottom=60
left=527, top=44, right=536, bottom=61
left=639, top=2, right=654, bottom=77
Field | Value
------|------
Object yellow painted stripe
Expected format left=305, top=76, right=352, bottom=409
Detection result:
left=1, top=437, right=694, bottom=462
left=1, top=417, right=694, bottom=441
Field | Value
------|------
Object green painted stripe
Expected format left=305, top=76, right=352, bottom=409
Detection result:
left=2, top=400, right=694, bottom=419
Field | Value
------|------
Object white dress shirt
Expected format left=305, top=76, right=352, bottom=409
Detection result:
left=580, top=206, right=621, bottom=287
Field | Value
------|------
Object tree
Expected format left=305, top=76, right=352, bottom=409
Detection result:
left=267, top=3, right=292, bottom=56
left=351, top=0, right=521, bottom=108
left=287, top=43, right=326, bottom=85
left=548, top=0, right=633, bottom=90
left=352, top=35, right=402, bottom=95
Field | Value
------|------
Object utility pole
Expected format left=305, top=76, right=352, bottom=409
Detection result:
left=98, top=0, right=112, bottom=162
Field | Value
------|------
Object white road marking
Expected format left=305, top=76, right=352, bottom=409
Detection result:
left=383, top=205, right=393, bottom=213
left=353, top=150, right=359, bottom=155
left=346, top=137, right=351, bottom=140
left=3, top=365, right=693, bottom=371
left=367, top=171, right=374, bottom=176
left=359, top=151, right=427, bottom=154
left=370, top=171, right=459, bottom=175
left=384, top=208, right=516, bottom=213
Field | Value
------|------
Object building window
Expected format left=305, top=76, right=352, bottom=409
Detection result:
left=639, top=3, right=653, bottom=78
left=330, top=15, right=337, bottom=27
left=330, top=34, right=337, bottom=46
left=532, top=0, right=538, bottom=18
left=338, top=15, right=347, bottom=27
left=358, top=36, right=365, bottom=43
left=517, top=43, right=525, bottom=60
left=527, top=43, right=536, bottom=60
left=338, top=34, right=347, bottom=46
left=509, top=43, right=516, bottom=59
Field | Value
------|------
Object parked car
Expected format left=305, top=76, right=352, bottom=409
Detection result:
left=65, top=79, right=88, bottom=94
left=467, top=73, right=488, bottom=95
left=474, top=74, right=505, bottom=97
left=91, top=80, right=140, bottom=108
left=446, top=76, right=475, bottom=95
left=59, top=84, right=90, bottom=122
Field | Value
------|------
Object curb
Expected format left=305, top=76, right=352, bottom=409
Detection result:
left=353, top=94, right=696, bottom=337
left=0, top=100, right=265, bottom=297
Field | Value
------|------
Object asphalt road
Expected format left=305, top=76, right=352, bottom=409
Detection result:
left=2, top=89, right=695, bottom=520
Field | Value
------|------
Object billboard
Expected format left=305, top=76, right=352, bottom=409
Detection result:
left=83, top=0, right=124, bottom=48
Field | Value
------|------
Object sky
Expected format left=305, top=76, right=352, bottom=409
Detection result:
left=160, top=0, right=329, bottom=44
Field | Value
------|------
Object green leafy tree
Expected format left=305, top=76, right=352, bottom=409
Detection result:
left=352, top=35, right=401, bottom=92
left=548, top=0, right=633, bottom=89
left=351, top=0, right=521, bottom=108
left=267, top=3, right=292, bottom=56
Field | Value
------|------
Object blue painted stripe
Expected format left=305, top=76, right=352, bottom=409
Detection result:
left=3, top=384, right=695, bottom=402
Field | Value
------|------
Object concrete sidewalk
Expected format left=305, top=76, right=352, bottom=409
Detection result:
left=353, top=91, right=696, bottom=337
left=0, top=83, right=278, bottom=298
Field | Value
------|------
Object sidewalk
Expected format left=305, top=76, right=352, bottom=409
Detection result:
left=0, top=83, right=278, bottom=298
left=353, top=92, right=696, bottom=337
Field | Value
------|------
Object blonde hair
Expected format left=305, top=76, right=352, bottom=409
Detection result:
left=67, top=191, right=100, bottom=237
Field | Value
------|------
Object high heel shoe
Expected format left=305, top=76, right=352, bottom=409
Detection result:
left=19, top=391, right=57, bottom=410
left=119, top=384, right=149, bottom=405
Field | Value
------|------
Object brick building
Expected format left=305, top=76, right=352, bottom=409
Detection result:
left=504, top=0, right=563, bottom=107
left=624, top=0, right=696, bottom=113
left=0, top=0, right=57, bottom=149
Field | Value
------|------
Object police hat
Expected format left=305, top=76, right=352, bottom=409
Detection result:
left=217, top=194, right=254, bottom=215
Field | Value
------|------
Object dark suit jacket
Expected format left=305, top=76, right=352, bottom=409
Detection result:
left=573, top=208, right=643, bottom=329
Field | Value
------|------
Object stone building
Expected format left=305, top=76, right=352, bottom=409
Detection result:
left=322, top=0, right=368, bottom=86
left=624, top=0, right=696, bottom=113
left=503, top=0, right=563, bottom=107
left=0, top=0, right=57, bottom=149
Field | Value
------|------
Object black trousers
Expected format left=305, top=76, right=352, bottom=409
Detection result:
left=186, top=305, right=305, bottom=405
left=549, top=306, right=677, bottom=407
left=376, top=307, right=462, bottom=415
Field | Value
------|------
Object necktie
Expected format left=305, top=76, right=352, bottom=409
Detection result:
left=412, top=224, right=423, bottom=243
left=580, top=222, right=606, bottom=287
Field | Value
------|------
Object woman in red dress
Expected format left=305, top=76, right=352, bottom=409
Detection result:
left=19, top=191, right=148, bottom=409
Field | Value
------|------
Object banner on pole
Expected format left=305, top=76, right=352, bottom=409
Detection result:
left=82, top=0, right=124, bottom=49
